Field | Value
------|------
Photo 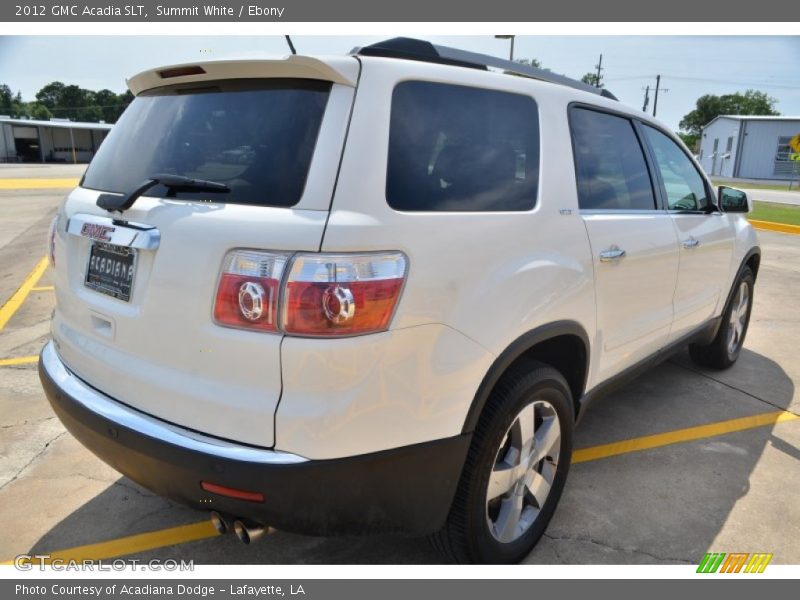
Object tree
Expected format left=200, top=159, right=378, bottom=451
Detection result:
left=0, top=84, right=14, bottom=115
left=35, top=81, right=66, bottom=109
left=515, top=58, right=542, bottom=69
left=581, top=72, right=603, bottom=88
left=3, top=81, right=133, bottom=123
left=679, top=90, right=779, bottom=135
left=676, top=132, right=700, bottom=152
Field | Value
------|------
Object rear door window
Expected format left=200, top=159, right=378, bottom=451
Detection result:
left=387, top=81, right=540, bottom=212
left=570, top=107, right=657, bottom=211
left=82, top=79, right=331, bottom=208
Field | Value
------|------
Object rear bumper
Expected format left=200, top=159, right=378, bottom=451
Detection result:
left=39, top=341, right=471, bottom=536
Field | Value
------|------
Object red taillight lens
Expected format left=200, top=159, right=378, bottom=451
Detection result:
left=283, top=253, right=407, bottom=336
left=214, top=251, right=408, bottom=337
left=213, top=250, right=289, bottom=332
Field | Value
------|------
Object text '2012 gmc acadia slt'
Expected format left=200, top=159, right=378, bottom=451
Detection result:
left=39, top=38, right=760, bottom=563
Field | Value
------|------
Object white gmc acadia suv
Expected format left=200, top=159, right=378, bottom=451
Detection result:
left=39, top=38, right=760, bottom=563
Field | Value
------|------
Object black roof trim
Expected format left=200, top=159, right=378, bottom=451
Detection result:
left=351, top=38, right=618, bottom=101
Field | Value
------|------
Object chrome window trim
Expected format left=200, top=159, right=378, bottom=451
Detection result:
left=41, top=341, right=308, bottom=465
left=579, top=209, right=668, bottom=216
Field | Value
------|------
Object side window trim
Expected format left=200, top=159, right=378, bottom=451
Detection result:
left=566, top=102, right=662, bottom=214
left=636, top=121, right=717, bottom=215
left=631, top=119, right=668, bottom=212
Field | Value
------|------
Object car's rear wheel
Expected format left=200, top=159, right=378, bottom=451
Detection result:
left=689, top=266, right=754, bottom=370
left=431, top=362, right=573, bottom=563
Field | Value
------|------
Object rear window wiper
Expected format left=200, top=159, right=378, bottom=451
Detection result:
left=96, top=174, right=230, bottom=213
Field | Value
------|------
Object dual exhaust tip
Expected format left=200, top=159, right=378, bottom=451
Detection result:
left=210, top=511, right=273, bottom=544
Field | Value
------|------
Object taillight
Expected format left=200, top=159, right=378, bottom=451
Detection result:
left=213, top=250, right=408, bottom=337
left=283, top=253, right=407, bottom=337
left=213, top=250, right=290, bottom=332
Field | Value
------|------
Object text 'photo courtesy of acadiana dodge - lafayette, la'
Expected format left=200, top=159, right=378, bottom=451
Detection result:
left=14, top=584, right=305, bottom=597
left=60, top=5, right=287, bottom=18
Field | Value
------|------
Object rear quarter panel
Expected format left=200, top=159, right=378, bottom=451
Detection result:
left=276, top=59, right=599, bottom=457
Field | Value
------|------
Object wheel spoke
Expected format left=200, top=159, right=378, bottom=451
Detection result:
left=487, top=464, right=518, bottom=501
left=530, top=416, right=560, bottom=464
left=516, top=403, right=536, bottom=458
left=526, top=469, right=553, bottom=508
left=493, top=494, right=524, bottom=543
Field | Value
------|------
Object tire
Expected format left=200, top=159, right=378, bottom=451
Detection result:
left=689, top=266, right=754, bottom=370
left=431, top=361, right=574, bottom=563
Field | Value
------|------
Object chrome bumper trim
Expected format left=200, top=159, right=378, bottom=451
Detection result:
left=41, top=341, right=307, bottom=465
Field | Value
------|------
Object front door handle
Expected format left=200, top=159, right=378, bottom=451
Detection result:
left=682, top=237, right=700, bottom=249
left=599, top=246, right=626, bottom=262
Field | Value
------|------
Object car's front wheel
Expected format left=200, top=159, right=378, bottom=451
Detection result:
left=431, top=362, right=573, bottom=563
left=689, top=266, right=754, bottom=370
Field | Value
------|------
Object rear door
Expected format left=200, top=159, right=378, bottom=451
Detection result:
left=570, top=106, right=680, bottom=383
left=51, top=65, right=357, bottom=448
left=640, top=125, right=735, bottom=341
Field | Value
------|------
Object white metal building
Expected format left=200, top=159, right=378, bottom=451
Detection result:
left=0, top=116, right=113, bottom=164
left=698, top=115, right=800, bottom=180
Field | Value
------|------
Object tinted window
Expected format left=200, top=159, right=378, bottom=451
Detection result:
left=387, top=81, right=539, bottom=212
left=570, top=108, right=656, bottom=211
left=643, top=125, right=710, bottom=211
left=82, top=79, right=331, bottom=207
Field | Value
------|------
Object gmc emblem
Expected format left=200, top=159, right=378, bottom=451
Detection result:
left=80, top=223, right=115, bottom=242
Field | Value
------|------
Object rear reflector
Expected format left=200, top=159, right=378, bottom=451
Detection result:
left=158, top=65, right=206, bottom=79
left=201, top=481, right=265, bottom=503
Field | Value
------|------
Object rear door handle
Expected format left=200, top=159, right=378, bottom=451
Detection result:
left=682, top=237, right=700, bottom=249
left=599, top=247, right=626, bottom=262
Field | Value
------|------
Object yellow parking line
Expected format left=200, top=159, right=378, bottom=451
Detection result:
left=749, top=219, right=800, bottom=235
left=31, top=286, right=54, bottom=292
left=0, top=408, right=794, bottom=564
left=573, top=410, right=799, bottom=463
left=0, top=256, right=48, bottom=330
left=0, top=521, right=219, bottom=565
left=0, top=178, right=79, bottom=190
left=0, top=355, right=39, bottom=367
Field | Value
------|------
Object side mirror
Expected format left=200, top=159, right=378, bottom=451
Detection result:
left=718, top=186, right=750, bottom=213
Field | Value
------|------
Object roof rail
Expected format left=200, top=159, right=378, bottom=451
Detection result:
left=351, top=37, right=618, bottom=101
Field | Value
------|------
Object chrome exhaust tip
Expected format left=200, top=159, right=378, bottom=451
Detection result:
left=210, top=511, right=232, bottom=535
left=233, top=519, right=270, bottom=544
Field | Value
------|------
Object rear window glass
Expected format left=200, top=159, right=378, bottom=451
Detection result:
left=387, top=81, right=540, bottom=212
left=82, top=79, right=331, bottom=208
left=569, top=107, right=656, bottom=211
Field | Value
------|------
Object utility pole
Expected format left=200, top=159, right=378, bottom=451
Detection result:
left=652, top=75, right=668, bottom=118
left=594, top=54, right=603, bottom=88
left=495, top=35, right=515, bottom=61
left=642, top=85, right=650, bottom=113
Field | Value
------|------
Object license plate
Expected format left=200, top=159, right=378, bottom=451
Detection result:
left=85, top=242, right=137, bottom=302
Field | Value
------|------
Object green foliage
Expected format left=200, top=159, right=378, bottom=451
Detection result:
left=679, top=90, right=779, bottom=135
left=515, top=58, right=542, bottom=69
left=581, top=72, right=603, bottom=88
left=1, top=81, right=132, bottom=123
left=677, top=132, right=700, bottom=152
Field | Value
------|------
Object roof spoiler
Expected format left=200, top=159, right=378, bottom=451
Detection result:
left=126, top=55, right=359, bottom=95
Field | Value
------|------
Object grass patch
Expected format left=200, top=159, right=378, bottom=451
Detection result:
left=750, top=201, right=800, bottom=226
left=712, top=179, right=799, bottom=193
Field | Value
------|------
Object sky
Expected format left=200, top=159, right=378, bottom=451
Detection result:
left=0, top=35, right=798, bottom=131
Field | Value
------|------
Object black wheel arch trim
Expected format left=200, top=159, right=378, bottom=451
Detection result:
left=461, top=320, right=590, bottom=433
left=705, top=245, right=760, bottom=342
